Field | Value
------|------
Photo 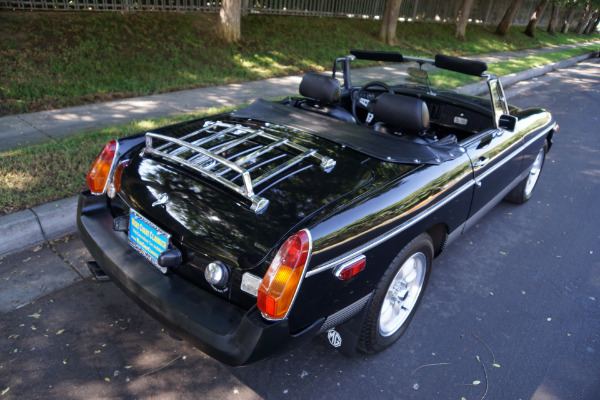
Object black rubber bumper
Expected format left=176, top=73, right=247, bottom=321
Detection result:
left=76, top=192, right=324, bottom=366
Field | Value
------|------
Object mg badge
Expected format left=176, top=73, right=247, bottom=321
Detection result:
left=327, top=329, right=342, bottom=348
left=152, top=193, right=170, bottom=207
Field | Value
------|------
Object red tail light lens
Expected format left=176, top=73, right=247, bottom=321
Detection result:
left=87, top=140, right=117, bottom=194
left=257, top=230, right=311, bottom=320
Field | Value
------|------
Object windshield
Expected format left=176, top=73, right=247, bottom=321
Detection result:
left=334, top=52, right=495, bottom=115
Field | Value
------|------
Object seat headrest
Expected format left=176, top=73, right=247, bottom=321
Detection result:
left=373, top=93, right=430, bottom=133
left=299, top=73, right=341, bottom=104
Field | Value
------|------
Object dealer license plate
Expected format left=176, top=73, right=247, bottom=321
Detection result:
left=128, top=209, right=170, bottom=273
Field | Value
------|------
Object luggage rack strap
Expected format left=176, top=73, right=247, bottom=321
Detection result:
left=143, top=122, right=336, bottom=214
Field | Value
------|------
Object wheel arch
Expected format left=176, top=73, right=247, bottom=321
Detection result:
left=426, top=223, right=449, bottom=257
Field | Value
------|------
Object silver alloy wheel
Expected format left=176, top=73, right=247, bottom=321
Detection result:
left=378, top=252, right=426, bottom=337
left=524, top=147, right=545, bottom=197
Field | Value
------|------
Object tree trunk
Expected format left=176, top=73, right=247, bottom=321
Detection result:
left=379, top=0, right=403, bottom=45
left=455, top=0, right=475, bottom=40
left=495, top=0, right=525, bottom=36
left=561, top=6, right=577, bottom=34
left=589, top=14, right=600, bottom=35
left=219, top=0, right=242, bottom=44
left=576, top=5, right=592, bottom=34
left=584, top=12, right=598, bottom=34
left=524, top=0, right=550, bottom=37
left=547, top=3, right=560, bottom=35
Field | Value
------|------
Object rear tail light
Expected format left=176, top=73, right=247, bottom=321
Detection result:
left=87, top=140, right=118, bottom=194
left=257, top=229, right=312, bottom=320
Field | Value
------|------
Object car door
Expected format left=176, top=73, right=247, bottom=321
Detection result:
left=463, top=79, right=524, bottom=228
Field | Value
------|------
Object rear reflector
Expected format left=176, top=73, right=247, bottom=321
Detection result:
left=257, top=229, right=311, bottom=320
left=333, top=256, right=366, bottom=280
left=112, top=159, right=130, bottom=195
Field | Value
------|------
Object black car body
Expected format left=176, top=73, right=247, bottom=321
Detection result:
left=77, top=50, right=556, bottom=365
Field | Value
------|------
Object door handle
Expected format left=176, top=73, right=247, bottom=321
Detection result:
left=472, top=157, right=489, bottom=168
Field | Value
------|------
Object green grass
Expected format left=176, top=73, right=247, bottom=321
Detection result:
left=1, top=11, right=598, bottom=115
left=0, top=11, right=598, bottom=215
left=489, top=45, right=599, bottom=76
left=0, top=106, right=237, bottom=215
left=429, top=45, right=600, bottom=88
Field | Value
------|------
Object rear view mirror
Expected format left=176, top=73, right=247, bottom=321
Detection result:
left=407, top=67, right=428, bottom=80
left=498, top=114, right=517, bottom=131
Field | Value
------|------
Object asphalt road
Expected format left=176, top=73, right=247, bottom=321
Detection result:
left=1, top=59, right=599, bottom=400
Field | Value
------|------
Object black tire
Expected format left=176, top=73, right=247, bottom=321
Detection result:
left=358, top=233, right=433, bottom=354
left=505, top=141, right=548, bottom=204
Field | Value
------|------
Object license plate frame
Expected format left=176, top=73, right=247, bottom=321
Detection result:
left=128, top=209, right=171, bottom=274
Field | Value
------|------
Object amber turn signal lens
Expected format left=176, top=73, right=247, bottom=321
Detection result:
left=257, top=230, right=311, bottom=320
left=87, top=140, right=117, bottom=194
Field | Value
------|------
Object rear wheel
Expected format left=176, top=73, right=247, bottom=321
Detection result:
left=358, top=233, right=433, bottom=354
left=505, top=141, right=547, bottom=204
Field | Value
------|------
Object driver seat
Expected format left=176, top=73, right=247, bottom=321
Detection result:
left=373, top=93, right=430, bottom=135
left=296, top=73, right=356, bottom=123
left=373, top=93, right=457, bottom=145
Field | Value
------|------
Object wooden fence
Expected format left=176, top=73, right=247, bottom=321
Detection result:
left=0, top=0, right=578, bottom=27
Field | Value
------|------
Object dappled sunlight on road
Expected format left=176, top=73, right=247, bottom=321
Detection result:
left=0, top=278, right=263, bottom=400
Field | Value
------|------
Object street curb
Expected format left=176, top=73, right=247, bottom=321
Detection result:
left=1, top=49, right=598, bottom=257
left=458, top=50, right=599, bottom=96
left=0, top=196, right=78, bottom=257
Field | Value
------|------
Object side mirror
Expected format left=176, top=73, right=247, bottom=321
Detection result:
left=498, top=114, right=518, bottom=131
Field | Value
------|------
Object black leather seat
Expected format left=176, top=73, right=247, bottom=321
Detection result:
left=373, top=93, right=430, bottom=135
left=296, top=73, right=356, bottom=123
left=373, top=93, right=456, bottom=144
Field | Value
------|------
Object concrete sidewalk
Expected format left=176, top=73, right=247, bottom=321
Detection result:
left=1, top=41, right=599, bottom=256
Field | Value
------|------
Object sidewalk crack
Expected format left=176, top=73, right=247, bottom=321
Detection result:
left=16, top=115, right=56, bottom=141
left=30, top=209, right=86, bottom=278
left=48, top=234, right=88, bottom=280
left=29, top=208, right=49, bottom=243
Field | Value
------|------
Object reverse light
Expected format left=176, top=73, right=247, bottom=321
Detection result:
left=257, top=229, right=312, bottom=320
left=205, top=261, right=229, bottom=288
left=87, top=140, right=118, bottom=194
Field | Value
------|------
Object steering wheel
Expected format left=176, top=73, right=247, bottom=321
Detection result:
left=352, top=81, right=394, bottom=126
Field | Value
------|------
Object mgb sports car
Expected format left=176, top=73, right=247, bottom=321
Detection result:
left=77, top=50, right=556, bottom=366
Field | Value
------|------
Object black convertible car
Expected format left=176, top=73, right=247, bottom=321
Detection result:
left=78, top=50, right=556, bottom=366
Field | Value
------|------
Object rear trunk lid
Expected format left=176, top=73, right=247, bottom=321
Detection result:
left=119, top=115, right=374, bottom=271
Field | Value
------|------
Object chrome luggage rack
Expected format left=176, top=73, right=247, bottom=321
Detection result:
left=144, top=121, right=336, bottom=214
